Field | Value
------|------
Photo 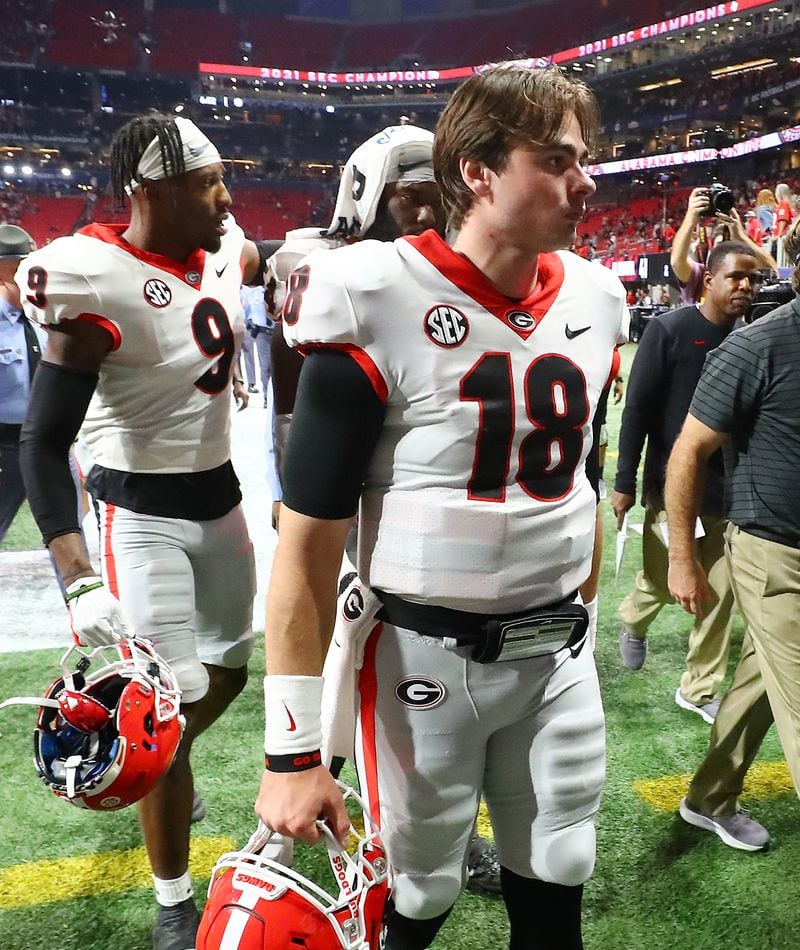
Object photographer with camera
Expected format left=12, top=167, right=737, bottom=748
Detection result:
left=665, top=217, right=800, bottom=851
left=670, top=186, right=777, bottom=305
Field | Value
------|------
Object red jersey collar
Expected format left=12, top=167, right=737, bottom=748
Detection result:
left=79, top=222, right=207, bottom=286
left=403, top=229, right=565, bottom=340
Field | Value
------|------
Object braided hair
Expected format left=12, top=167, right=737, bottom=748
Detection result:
left=110, top=113, right=185, bottom=210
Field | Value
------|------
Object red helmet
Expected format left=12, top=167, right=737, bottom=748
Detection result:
left=197, top=782, right=391, bottom=949
left=0, top=638, right=183, bottom=810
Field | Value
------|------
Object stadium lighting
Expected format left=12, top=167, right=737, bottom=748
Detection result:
left=61, top=167, right=72, bottom=177
left=21, top=165, right=33, bottom=176
left=325, top=104, right=335, bottom=113
left=3, top=164, right=14, bottom=174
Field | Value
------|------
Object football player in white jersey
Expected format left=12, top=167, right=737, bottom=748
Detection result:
left=268, top=123, right=503, bottom=893
left=17, top=114, right=269, bottom=950
left=256, top=66, right=628, bottom=949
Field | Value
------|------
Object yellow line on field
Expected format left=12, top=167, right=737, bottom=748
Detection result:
left=0, top=836, right=235, bottom=911
left=1, top=764, right=791, bottom=912
left=633, top=760, right=793, bottom=812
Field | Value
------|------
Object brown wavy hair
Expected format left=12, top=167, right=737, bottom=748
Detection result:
left=433, top=64, right=600, bottom=231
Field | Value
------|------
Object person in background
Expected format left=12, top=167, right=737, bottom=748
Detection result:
left=0, top=223, right=86, bottom=589
left=666, top=220, right=800, bottom=851
left=671, top=188, right=776, bottom=305
left=613, top=242, right=761, bottom=723
left=774, top=182, right=796, bottom=267
left=241, top=280, right=275, bottom=407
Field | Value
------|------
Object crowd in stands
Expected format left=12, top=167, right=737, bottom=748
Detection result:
left=576, top=175, right=800, bottom=262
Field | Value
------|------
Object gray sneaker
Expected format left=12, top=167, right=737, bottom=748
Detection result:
left=153, top=897, right=200, bottom=950
left=674, top=688, right=720, bottom=724
left=679, top=797, right=771, bottom=852
left=619, top=626, right=646, bottom=670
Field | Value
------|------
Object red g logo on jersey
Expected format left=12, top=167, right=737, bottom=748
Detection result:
left=143, top=279, right=172, bottom=308
left=424, top=305, right=469, bottom=348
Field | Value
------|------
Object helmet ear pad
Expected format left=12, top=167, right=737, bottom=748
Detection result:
left=55, top=688, right=113, bottom=732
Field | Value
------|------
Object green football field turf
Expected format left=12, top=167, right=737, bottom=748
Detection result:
left=1, top=345, right=797, bottom=948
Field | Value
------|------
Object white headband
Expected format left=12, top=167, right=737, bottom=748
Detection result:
left=126, top=117, right=222, bottom=194
left=324, top=125, right=435, bottom=239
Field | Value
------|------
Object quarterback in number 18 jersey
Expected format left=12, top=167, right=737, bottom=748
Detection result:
left=283, top=228, right=628, bottom=612
left=17, top=217, right=247, bottom=476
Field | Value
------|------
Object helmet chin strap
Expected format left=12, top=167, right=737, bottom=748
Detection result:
left=0, top=696, right=60, bottom=711
left=64, top=754, right=83, bottom=800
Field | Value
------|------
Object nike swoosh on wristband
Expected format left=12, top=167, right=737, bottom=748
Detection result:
left=215, top=263, right=228, bottom=278
left=283, top=702, right=297, bottom=732
left=565, top=324, right=591, bottom=339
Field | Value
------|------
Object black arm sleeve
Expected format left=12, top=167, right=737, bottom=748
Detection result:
left=613, top=321, right=667, bottom=497
left=248, top=239, right=285, bottom=286
left=281, top=349, right=387, bottom=520
left=19, top=360, right=97, bottom=544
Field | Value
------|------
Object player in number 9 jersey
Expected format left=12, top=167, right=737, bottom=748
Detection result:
left=17, top=114, right=269, bottom=950
left=258, top=67, right=628, bottom=950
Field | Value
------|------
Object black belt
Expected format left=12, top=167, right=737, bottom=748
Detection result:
left=375, top=590, right=588, bottom=663
left=0, top=423, right=22, bottom=439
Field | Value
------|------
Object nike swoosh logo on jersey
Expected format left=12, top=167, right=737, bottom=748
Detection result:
left=283, top=702, right=297, bottom=732
left=215, top=263, right=228, bottom=278
left=565, top=324, right=591, bottom=339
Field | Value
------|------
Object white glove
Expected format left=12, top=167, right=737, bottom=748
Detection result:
left=65, top=575, right=130, bottom=647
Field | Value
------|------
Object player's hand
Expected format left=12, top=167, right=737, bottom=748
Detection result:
left=65, top=575, right=131, bottom=647
left=271, top=500, right=281, bottom=532
left=613, top=377, right=624, bottom=404
left=610, top=490, right=635, bottom=530
left=668, top=557, right=715, bottom=617
left=255, top=766, right=350, bottom=847
left=233, top=378, right=249, bottom=411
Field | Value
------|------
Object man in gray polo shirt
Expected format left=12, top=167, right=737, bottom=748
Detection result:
left=664, top=256, right=800, bottom=850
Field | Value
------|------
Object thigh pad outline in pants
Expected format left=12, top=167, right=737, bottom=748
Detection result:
left=356, top=624, right=487, bottom=921
left=97, top=503, right=255, bottom=704
left=355, top=625, right=605, bottom=919
left=483, top=643, right=605, bottom=886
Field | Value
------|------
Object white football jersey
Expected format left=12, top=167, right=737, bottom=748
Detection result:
left=17, top=219, right=246, bottom=474
left=284, top=230, right=629, bottom=613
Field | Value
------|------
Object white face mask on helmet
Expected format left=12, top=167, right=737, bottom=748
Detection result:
left=0, top=637, right=184, bottom=810
left=197, top=782, right=392, bottom=949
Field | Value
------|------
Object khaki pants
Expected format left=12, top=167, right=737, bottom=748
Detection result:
left=619, top=507, right=735, bottom=704
left=689, top=526, right=800, bottom=813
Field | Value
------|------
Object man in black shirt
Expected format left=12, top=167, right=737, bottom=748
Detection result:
left=665, top=262, right=800, bottom=851
left=612, top=242, right=760, bottom=722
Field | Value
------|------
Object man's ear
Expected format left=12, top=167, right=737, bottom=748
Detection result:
left=459, top=157, right=492, bottom=200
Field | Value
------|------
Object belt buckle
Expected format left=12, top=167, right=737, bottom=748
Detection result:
left=472, top=605, right=589, bottom=664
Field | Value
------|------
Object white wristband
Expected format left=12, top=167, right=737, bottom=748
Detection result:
left=264, top=674, right=323, bottom=756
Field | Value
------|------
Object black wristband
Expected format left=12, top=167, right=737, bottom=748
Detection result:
left=264, top=750, right=322, bottom=773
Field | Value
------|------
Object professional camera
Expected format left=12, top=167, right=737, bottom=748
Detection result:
left=702, top=182, right=735, bottom=216
left=745, top=278, right=794, bottom=323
